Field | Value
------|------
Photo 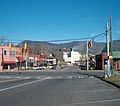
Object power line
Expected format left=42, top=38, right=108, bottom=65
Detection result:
left=1, top=32, right=106, bottom=44
left=46, top=37, right=92, bottom=43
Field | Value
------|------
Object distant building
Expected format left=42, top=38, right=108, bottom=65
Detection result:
left=47, top=54, right=57, bottom=65
left=28, top=54, right=47, bottom=66
left=63, top=50, right=82, bottom=65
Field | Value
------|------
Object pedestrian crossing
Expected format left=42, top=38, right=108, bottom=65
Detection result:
left=0, top=75, right=95, bottom=80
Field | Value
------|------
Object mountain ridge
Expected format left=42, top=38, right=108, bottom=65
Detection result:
left=16, top=40, right=120, bottom=55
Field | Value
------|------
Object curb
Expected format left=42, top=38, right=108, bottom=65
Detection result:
left=99, top=77, right=120, bottom=89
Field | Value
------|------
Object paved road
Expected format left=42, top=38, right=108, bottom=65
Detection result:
left=0, top=67, right=120, bottom=106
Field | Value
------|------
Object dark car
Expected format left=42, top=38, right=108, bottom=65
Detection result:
left=51, top=65, right=57, bottom=70
left=79, top=64, right=87, bottom=70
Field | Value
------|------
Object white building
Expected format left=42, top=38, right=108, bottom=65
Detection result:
left=63, top=50, right=82, bottom=65
left=47, top=54, right=57, bottom=65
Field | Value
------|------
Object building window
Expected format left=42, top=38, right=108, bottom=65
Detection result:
left=4, top=50, right=7, bottom=55
left=10, top=51, right=12, bottom=56
left=68, top=52, right=71, bottom=57
left=10, top=51, right=16, bottom=56
left=13, top=51, right=15, bottom=56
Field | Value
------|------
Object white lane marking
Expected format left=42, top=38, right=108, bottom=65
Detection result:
left=57, top=76, right=61, bottom=79
left=89, top=76, right=92, bottom=78
left=58, top=98, right=120, bottom=106
left=81, top=76, right=83, bottom=78
left=3, top=76, right=11, bottom=79
left=15, top=77, right=21, bottom=79
left=89, top=76, right=94, bottom=79
left=57, top=76, right=62, bottom=79
left=0, top=77, right=49, bottom=92
left=23, top=77, right=31, bottom=79
left=46, top=77, right=52, bottom=79
left=71, top=89, right=116, bottom=93
left=68, top=76, right=72, bottom=79
left=36, top=77, right=41, bottom=79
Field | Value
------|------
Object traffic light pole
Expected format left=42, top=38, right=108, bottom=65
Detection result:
left=86, top=41, right=89, bottom=70
left=106, top=22, right=111, bottom=77
left=20, top=39, right=22, bottom=70
left=25, top=52, right=28, bottom=70
left=2, top=48, right=4, bottom=71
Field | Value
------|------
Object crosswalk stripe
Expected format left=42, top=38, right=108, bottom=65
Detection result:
left=36, top=77, right=41, bottom=79
left=15, top=77, right=21, bottom=79
left=5, top=76, right=12, bottom=78
left=0, top=75, right=95, bottom=80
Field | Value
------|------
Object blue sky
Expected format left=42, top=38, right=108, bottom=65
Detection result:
left=0, top=0, right=120, bottom=42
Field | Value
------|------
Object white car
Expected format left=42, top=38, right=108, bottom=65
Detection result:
left=47, top=65, right=53, bottom=69
left=32, top=66, right=41, bottom=70
left=32, top=66, right=46, bottom=70
left=42, top=66, right=47, bottom=69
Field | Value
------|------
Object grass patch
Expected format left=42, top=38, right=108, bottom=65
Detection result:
left=104, top=76, right=120, bottom=86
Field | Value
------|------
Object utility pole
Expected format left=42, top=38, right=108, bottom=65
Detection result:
left=20, top=39, right=22, bottom=70
left=110, top=15, right=113, bottom=73
left=86, top=41, right=89, bottom=70
left=23, top=42, right=27, bottom=70
left=2, top=48, right=4, bottom=71
left=106, top=22, right=111, bottom=77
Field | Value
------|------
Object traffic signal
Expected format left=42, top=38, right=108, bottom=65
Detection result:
left=8, top=43, right=12, bottom=49
left=88, top=41, right=92, bottom=49
left=24, top=42, right=27, bottom=53
left=24, top=42, right=27, bottom=50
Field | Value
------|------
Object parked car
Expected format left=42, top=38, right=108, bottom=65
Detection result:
left=39, top=66, right=46, bottom=70
left=51, top=65, right=57, bottom=70
left=79, top=64, right=87, bottom=70
left=47, top=65, right=53, bottom=69
left=32, top=66, right=46, bottom=70
left=32, top=66, right=41, bottom=70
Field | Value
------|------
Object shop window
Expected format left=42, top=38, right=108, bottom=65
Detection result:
left=4, top=50, right=7, bottom=55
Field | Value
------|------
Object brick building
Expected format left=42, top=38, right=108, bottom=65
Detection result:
left=96, top=46, right=120, bottom=70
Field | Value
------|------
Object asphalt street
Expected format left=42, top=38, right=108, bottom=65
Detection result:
left=0, top=67, right=120, bottom=106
